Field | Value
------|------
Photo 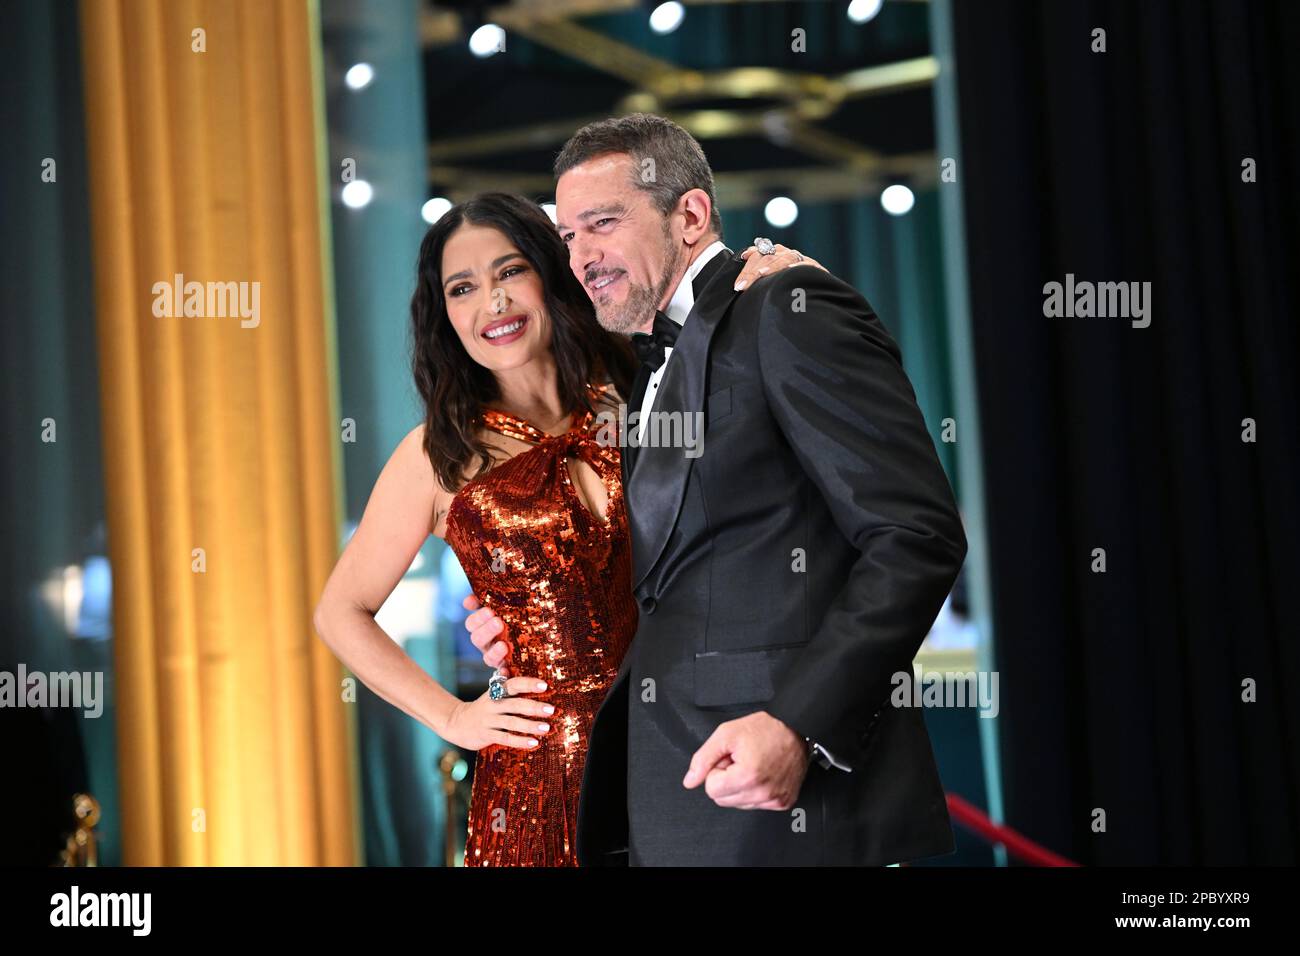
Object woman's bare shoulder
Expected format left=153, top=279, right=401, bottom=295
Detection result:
left=397, top=423, right=437, bottom=480
left=395, top=423, right=458, bottom=538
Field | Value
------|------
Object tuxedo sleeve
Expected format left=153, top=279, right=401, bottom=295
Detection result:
left=754, top=266, right=967, bottom=771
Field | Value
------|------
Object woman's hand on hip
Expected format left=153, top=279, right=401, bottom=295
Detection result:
left=441, top=675, right=555, bottom=751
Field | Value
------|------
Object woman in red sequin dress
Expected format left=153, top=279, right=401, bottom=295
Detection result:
left=313, top=192, right=814, bottom=866
left=446, top=388, right=636, bottom=865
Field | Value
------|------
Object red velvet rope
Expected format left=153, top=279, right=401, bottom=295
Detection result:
left=946, top=793, right=1080, bottom=866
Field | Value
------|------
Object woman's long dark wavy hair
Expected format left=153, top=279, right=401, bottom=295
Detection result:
left=410, top=191, right=637, bottom=492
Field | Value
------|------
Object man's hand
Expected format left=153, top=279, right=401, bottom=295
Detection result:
left=682, top=711, right=811, bottom=810
left=463, top=594, right=510, bottom=671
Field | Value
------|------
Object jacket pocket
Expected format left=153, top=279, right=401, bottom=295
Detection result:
left=705, top=385, right=732, bottom=424
left=693, top=643, right=806, bottom=708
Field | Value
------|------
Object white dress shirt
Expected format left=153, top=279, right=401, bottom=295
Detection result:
left=634, top=238, right=851, bottom=774
left=635, top=239, right=727, bottom=443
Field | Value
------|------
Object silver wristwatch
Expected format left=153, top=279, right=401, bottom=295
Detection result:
left=803, top=735, right=833, bottom=770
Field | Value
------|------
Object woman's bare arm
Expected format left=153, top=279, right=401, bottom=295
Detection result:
left=312, top=424, right=461, bottom=736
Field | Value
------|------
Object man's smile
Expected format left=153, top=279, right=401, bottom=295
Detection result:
left=588, top=271, right=625, bottom=294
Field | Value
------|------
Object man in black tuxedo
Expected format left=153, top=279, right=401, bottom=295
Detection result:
left=471, top=113, right=967, bottom=865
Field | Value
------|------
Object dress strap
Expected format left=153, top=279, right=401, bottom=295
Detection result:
left=478, top=382, right=617, bottom=444
left=585, top=380, right=617, bottom=404
left=479, top=407, right=556, bottom=445
left=576, top=381, right=621, bottom=431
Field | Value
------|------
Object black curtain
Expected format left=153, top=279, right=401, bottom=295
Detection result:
left=951, top=0, right=1299, bottom=864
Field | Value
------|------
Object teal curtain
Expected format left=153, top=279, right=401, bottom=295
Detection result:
left=322, top=0, right=456, bottom=866
left=0, top=0, right=119, bottom=866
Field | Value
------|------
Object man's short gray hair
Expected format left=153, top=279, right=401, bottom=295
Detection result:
left=554, top=112, right=722, bottom=236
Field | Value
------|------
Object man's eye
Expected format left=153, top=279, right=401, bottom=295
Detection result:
left=560, top=233, right=573, bottom=243
left=595, top=218, right=613, bottom=227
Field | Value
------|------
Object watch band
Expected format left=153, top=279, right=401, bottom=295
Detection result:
left=803, top=736, right=833, bottom=770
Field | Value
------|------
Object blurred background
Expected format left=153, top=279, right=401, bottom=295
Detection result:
left=2, top=0, right=1295, bottom=868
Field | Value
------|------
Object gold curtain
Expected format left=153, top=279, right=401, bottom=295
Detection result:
left=78, top=0, right=358, bottom=865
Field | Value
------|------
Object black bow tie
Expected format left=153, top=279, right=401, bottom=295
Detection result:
left=630, top=310, right=680, bottom=372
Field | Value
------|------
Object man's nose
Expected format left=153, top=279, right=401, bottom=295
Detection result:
left=570, top=238, right=599, bottom=282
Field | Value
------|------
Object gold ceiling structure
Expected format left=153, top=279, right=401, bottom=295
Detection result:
left=418, top=0, right=938, bottom=202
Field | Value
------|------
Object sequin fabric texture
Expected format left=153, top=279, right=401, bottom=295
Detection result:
left=445, top=383, right=637, bottom=866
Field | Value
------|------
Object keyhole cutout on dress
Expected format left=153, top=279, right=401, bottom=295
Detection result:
left=565, top=454, right=610, bottom=524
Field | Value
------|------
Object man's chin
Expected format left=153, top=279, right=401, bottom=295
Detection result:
left=595, top=310, right=641, bottom=336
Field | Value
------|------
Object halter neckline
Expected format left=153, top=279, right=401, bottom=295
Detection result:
left=478, top=383, right=610, bottom=445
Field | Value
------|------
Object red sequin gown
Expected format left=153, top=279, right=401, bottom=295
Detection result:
left=445, top=383, right=637, bottom=866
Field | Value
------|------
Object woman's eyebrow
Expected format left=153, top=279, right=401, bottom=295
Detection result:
left=443, top=253, right=523, bottom=286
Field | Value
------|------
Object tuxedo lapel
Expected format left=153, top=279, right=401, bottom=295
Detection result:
left=623, top=362, right=651, bottom=484
left=627, top=247, right=745, bottom=590
left=689, top=245, right=734, bottom=299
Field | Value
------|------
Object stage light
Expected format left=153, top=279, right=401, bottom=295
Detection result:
left=422, top=197, right=452, bottom=223
left=764, top=196, right=798, bottom=228
left=649, top=2, right=685, bottom=34
left=344, top=63, right=374, bottom=90
left=881, top=183, right=915, bottom=216
left=469, top=23, right=506, bottom=58
left=847, top=0, right=884, bottom=24
left=341, top=180, right=373, bottom=209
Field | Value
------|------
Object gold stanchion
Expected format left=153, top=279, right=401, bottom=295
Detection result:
left=439, top=749, right=471, bottom=867
left=55, top=793, right=101, bottom=867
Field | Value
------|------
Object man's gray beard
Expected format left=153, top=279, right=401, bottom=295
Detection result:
left=592, top=240, right=686, bottom=336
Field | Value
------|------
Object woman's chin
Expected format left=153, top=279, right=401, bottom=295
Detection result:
left=473, top=339, right=547, bottom=372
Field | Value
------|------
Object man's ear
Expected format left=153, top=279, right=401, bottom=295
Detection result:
left=677, top=188, right=714, bottom=245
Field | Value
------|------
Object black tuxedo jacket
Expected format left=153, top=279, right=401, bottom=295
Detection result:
left=576, top=247, right=967, bottom=866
